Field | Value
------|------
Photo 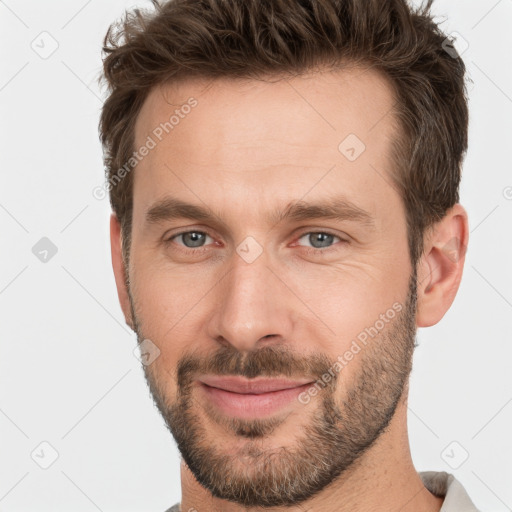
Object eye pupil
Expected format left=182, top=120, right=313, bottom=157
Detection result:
left=309, top=232, right=334, bottom=249
left=183, top=232, right=206, bottom=247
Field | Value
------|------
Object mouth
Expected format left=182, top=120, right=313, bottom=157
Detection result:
left=197, top=375, right=315, bottom=418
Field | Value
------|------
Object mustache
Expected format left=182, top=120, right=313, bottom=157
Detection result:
left=174, top=343, right=336, bottom=389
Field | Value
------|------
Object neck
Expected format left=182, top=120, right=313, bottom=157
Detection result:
left=178, top=389, right=444, bottom=512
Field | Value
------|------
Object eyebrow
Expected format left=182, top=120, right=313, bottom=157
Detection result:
left=145, top=195, right=376, bottom=230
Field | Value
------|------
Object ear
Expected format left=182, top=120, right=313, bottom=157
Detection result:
left=110, top=213, right=134, bottom=330
left=416, top=203, right=469, bottom=328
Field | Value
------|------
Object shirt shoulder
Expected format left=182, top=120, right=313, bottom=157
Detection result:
left=419, top=471, right=481, bottom=511
left=163, top=504, right=180, bottom=512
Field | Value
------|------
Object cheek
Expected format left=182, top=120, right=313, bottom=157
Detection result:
left=130, top=260, right=216, bottom=352
left=282, top=260, right=405, bottom=338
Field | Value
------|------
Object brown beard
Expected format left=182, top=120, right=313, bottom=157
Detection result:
left=129, top=266, right=418, bottom=507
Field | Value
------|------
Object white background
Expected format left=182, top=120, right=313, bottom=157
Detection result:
left=0, top=0, right=511, bottom=510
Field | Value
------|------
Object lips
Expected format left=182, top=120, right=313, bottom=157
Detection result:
left=198, top=375, right=314, bottom=394
left=197, top=375, right=316, bottom=418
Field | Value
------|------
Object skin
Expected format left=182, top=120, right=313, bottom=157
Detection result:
left=110, top=67, right=469, bottom=511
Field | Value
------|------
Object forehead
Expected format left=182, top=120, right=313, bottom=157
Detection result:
left=131, top=67, right=400, bottom=226
left=135, top=66, right=397, bottom=153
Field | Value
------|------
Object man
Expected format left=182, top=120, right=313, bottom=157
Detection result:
left=99, top=0, right=479, bottom=510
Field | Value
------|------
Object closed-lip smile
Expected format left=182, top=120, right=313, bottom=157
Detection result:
left=197, top=375, right=315, bottom=418
left=198, top=375, right=315, bottom=394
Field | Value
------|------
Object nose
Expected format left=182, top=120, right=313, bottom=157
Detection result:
left=207, top=243, right=294, bottom=352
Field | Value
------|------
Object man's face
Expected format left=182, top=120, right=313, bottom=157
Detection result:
left=124, top=68, right=417, bottom=507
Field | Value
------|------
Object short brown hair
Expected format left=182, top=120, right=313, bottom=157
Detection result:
left=99, top=0, right=469, bottom=268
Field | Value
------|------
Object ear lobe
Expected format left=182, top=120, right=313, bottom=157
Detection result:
left=416, top=204, right=469, bottom=328
left=110, top=213, right=134, bottom=330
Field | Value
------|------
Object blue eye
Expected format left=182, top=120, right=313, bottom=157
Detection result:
left=164, top=229, right=347, bottom=257
left=297, top=232, right=341, bottom=249
left=169, top=231, right=213, bottom=248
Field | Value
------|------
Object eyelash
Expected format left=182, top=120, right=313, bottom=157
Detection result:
left=164, top=229, right=348, bottom=256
